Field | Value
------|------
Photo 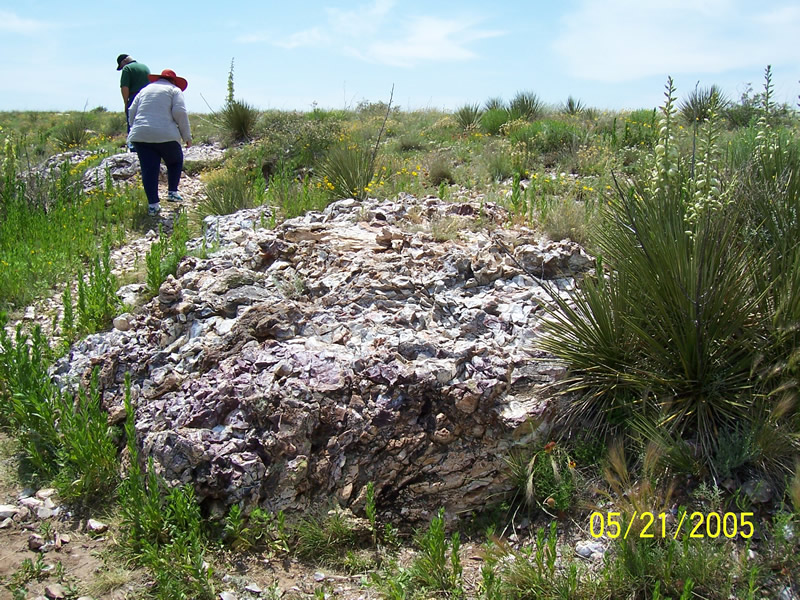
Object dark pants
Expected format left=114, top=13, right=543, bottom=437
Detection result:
left=133, top=141, right=183, bottom=205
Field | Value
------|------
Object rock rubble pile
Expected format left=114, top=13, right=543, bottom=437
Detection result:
left=52, top=193, right=593, bottom=522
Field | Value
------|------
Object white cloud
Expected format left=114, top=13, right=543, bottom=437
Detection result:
left=365, top=16, right=502, bottom=67
left=0, top=10, right=51, bottom=34
left=553, top=0, right=800, bottom=82
left=273, top=27, right=328, bottom=49
left=256, top=0, right=503, bottom=67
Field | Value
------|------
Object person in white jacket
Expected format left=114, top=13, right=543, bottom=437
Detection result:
left=127, top=69, right=192, bottom=216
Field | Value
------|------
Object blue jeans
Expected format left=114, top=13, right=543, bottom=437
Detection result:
left=133, top=141, right=183, bottom=205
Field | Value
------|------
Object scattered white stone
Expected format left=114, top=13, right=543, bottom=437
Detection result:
left=0, top=504, right=18, bottom=519
left=20, top=497, right=44, bottom=509
left=313, top=571, right=326, bottom=582
left=244, top=583, right=262, bottom=594
left=86, top=518, right=108, bottom=533
left=0, top=517, right=13, bottom=529
left=36, top=488, right=57, bottom=500
left=780, top=587, right=799, bottom=600
left=219, top=592, right=237, bottom=600
left=37, top=506, right=54, bottom=520
left=575, top=540, right=606, bottom=560
left=44, top=583, right=67, bottom=599
left=28, top=533, right=46, bottom=551
left=113, top=313, right=134, bottom=331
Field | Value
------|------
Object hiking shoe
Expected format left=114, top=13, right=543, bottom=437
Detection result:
left=148, top=203, right=161, bottom=216
left=167, top=191, right=183, bottom=202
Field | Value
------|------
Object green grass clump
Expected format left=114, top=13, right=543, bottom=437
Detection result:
left=197, top=168, right=262, bottom=219
left=145, top=212, right=190, bottom=298
left=373, top=508, right=464, bottom=599
left=319, top=143, right=376, bottom=201
left=266, top=164, right=330, bottom=219
left=0, top=157, right=143, bottom=311
left=0, top=322, right=118, bottom=502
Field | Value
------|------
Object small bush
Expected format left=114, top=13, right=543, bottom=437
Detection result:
left=426, top=153, right=455, bottom=187
left=481, top=108, right=510, bottom=135
left=395, top=132, right=425, bottom=152
left=75, top=237, right=120, bottom=334
left=485, top=149, right=513, bottom=181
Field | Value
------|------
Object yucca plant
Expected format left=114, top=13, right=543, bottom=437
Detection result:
left=679, top=84, right=729, bottom=126
left=509, top=90, right=544, bottom=121
left=562, top=95, right=586, bottom=116
left=454, top=103, right=482, bottom=130
left=483, top=96, right=506, bottom=111
left=54, top=113, right=92, bottom=149
left=218, top=99, right=260, bottom=143
left=539, top=78, right=784, bottom=470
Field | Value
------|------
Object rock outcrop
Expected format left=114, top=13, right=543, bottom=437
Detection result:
left=52, top=194, right=592, bottom=522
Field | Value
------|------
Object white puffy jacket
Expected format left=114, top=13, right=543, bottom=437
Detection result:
left=127, top=79, right=192, bottom=144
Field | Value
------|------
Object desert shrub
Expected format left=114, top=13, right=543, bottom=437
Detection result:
left=539, top=197, right=591, bottom=244
left=101, top=113, right=127, bottom=138
left=454, top=103, right=482, bottom=130
left=75, top=237, right=120, bottom=334
left=484, top=146, right=513, bottom=181
left=373, top=509, right=464, bottom=598
left=481, top=108, right=510, bottom=135
left=53, top=370, right=120, bottom=504
left=426, top=153, right=455, bottom=187
left=395, top=132, right=425, bottom=152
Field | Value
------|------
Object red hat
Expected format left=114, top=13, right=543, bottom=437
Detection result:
left=148, top=69, right=188, bottom=92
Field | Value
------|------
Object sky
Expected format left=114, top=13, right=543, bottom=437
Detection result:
left=1, top=0, right=799, bottom=114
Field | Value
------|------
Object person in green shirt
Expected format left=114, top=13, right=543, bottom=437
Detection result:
left=116, top=54, right=151, bottom=133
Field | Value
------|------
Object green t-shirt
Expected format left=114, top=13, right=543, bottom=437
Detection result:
left=120, top=61, right=151, bottom=105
